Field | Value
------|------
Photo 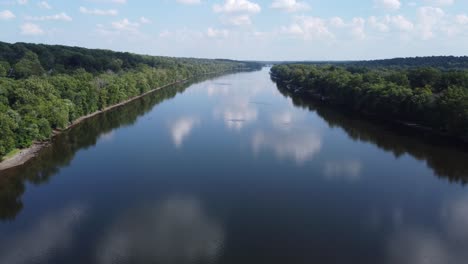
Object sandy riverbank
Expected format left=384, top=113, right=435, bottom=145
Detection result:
left=0, top=79, right=187, bottom=172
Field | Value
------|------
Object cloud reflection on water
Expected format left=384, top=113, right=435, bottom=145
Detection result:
left=169, top=117, right=200, bottom=148
left=0, top=204, right=86, bottom=264
left=97, top=197, right=223, bottom=264
left=387, top=194, right=468, bottom=264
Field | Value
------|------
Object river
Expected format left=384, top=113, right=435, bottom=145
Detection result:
left=1, top=68, right=468, bottom=264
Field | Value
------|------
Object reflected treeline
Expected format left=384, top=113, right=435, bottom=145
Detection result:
left=276, top=84, right=468, bottom=184
left=0, top=73, right=224, bottom=220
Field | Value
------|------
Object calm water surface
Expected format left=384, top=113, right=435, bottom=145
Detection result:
left=1, top=68, right=468, bottom=264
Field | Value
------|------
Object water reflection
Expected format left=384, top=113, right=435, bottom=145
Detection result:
left=214, top=97, right=258, bottom=131
left=276, top=84, right=468, bottom=183
left=324, top=160, right=362, bottom=181
left=0, top=204, right=86, bottom=264
left=252, top=129, right=322, bottom=164
left=387, top=195, right=468, bottom=264
left=0, top=76, right=215, bottom=221
left=170, top=117, right=200, bottom=148
left=97, top=197, right=223, bottom=264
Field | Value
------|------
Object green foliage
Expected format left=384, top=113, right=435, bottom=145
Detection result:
left=0, top=41, right=262, bottom=160
left=13, top=51, right=45, bottom=79
left=271, top=64, right=468, bottom=139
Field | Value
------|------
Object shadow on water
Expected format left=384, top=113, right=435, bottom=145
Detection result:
left=0, top=74, right=224, bottom=221
left=276, top=84, right=468, bottom=185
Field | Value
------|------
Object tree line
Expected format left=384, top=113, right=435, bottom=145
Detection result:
left=270, top=64, right=468, bottom=141
left=0, top=41, right=262, bottom=159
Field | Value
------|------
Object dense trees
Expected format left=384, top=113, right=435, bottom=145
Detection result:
left=271, top=64, right=468, bottom=141
left=291, top=56, right=468, bottom=70
left=0, top=41, right=261, bottom=160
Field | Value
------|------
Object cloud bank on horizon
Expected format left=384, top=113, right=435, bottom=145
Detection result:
left=0, top=0, right=467, bottom=60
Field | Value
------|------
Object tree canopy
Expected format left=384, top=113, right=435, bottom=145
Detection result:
left=271, top=64, right=468, bottom=141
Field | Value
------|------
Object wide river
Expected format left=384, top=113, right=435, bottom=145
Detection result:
left=1, top=68, right=468, bottom=264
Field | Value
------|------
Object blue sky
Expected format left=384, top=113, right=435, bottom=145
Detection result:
left=0, top=0, right=467, bottom=60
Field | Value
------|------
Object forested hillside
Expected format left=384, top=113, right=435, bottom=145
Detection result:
left=284, top=56, right=468, bottom=70
left=0, top=41, right=261, bottom=160
left=270, top=64, right=468, bottom=140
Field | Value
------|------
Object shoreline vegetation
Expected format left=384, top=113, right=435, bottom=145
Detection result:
left=0, top=41, right=262, bottom=171
left=0, top=79, right=186, bottom=171
left=270, top=63, right=468, bottom=143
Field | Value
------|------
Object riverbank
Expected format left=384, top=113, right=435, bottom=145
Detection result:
left=0, top=79, right=187, bottom=172
left=270, top=64, right=468, bottom=145
left=275, top=83, right=468, bottom=146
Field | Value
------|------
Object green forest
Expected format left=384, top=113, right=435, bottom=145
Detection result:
left=270, top=64, right=468, bottom=141
left=0, top=41, right=261, bottom=160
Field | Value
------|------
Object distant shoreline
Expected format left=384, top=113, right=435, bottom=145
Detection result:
left=0, top=79, right=187, bottom=172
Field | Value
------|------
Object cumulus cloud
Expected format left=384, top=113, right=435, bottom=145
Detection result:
left=79, top=7, right=118, bottom=16
left=222, top=14, right=252, bottom=25
left=368, top=15, right=414, bottom=33
left=37, top=1, right=51, bottom=9
left=424, top=0, right=454, bottom=6
left=271, top=0, right=310, bottom=13
left=206, top=27, right=230, bottom=38
left=456, top=14, right=468, bottom=25
left=25, top=12, right=72, bottom=22
left=20, top=23, right=44, bottom=35
left=139, top=17, right=151, bottom=24
left=111, top=18, right=140, bottom=31
left=417, top=6, right=445, bottom=39
left=0, top=10, right=15, bottom=20
left=375, top=0, right=401, bottom=11
left=213, top=0, right=261, bottom=14
left=281, top=16, right=334, bottom=39
left=176, top=0, right=201, bottom=4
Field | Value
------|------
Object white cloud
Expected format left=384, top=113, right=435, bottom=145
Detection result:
left=88, top=0, right=126, bottom=3
left=20, top=23, right=44, bottom=35
left=281, top=16, right=334, bottom=39
left=456, top=14, right=468, bottom=25
left=375, top=0, right=401, bottom=11
left=0, top=10, right=15, bottom=20
left=17, top=0, right=28, bottom=5
left=368, top=15, right=414, bottom=33
left=271, top=0, right=310, bottom=13
left=424, top=0, right=454, bottom=6
left=417, top=6, right=445, bottom=40
left=79, top=7, right=118, bottom=16
left=369, top=16, right=390, bottom=32
left=139, top=16, right=151, bottom=24
left=25, top=12, right=72, bottom=21
left=223, top=14, right=252, bottom=25
left=37, top=1, right=51, bottom=9
left=329, top=16, right=346, bottom=28
left=111, top=18, right=140, bottom=32
left=388, top=15, right=414, bottom=31
left=176, top=0, right=201, bottom=4
left=351, top=17, right=366, bottom=39
left=213, top=0, right=261, bottom=14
